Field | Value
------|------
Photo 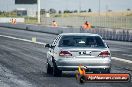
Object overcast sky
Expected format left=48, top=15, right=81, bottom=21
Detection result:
left=0, top=0, right=132, bottom=12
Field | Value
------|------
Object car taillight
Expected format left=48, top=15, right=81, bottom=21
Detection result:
left=98, top=51, right=110, bottom=57
left=59, top=51, right=72, bottom=57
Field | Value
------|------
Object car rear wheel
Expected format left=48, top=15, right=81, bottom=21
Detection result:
left=53, top=65, right=62, bottom=77
left=105, top=69, right=111, bottom=73
left=101, top=68, right=111, bottom=74
left=79, top=76, right=86, bottom=84
left=46, top=63, right=53, bottom=74
left=93, top=68, right=111, bottom=74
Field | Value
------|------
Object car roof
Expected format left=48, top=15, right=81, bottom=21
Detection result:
left=59, top=33, right=100, bottom=37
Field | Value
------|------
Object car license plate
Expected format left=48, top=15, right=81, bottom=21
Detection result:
left=79, top=51, right=91, bottom=56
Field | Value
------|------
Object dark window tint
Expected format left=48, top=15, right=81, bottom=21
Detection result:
left=15, top=0, right=37, bottom=4
left=59, top=36, right=106, bottom=48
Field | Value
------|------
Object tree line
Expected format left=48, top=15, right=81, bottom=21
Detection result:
left=41, top=8, right=92, bottom=14
left=41, top=8, right=131, bottom=14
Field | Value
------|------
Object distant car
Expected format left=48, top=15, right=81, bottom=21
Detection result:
left=45, top=33, right=111, bottom=76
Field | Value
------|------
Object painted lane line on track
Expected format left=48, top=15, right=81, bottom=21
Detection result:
left=112, top=57, right=132, bottom=64
left=0, top=34, right=46, bottom=45
left=0, top=34, right=132, bottom=64
left=122, top=54, right=132, bottom=57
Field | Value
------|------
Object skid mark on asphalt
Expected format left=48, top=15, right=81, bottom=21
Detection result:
left=0, top=64, right=34, bottom=87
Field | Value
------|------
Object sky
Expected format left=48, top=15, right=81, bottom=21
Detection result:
left=0, top=0, right=132, bottom=12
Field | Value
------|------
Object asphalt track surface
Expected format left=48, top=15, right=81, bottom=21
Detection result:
left=0, top=27, right=132, bottom=87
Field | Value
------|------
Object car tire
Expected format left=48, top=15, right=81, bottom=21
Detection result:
left=105, top=68, right=111, bottom=73
left=79, top=76, right=86, bottom=84
left=53, top=65, right=62, bottom=77
left=46, top=63, right=53, bottom=74
left=102, top=68, right=111, bottom=74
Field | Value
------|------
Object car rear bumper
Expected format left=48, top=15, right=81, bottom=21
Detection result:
left=57, top=66, right=110, bottom=71
left=55, top=58, right=111, bottom=71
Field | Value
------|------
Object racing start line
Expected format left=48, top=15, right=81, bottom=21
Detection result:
left=75, top=65, right=131, bottom=84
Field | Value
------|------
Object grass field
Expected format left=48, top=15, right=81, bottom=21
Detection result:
left=42, top=11, right=132, bottom=29
left=25, top=17, right=37, bottom=24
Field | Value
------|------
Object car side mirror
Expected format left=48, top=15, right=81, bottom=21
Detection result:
left=45, top=44, right=51, bottom=48
left=107, top=45, right=109, bottom=48
left=104, top=43, right=109, bottom=48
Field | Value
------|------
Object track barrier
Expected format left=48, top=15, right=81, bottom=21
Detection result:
left=0, top=23, right=132, bottom=42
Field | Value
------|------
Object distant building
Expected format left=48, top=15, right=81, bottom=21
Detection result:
left=16, top=8, right=27, bottom=16
left=15, top=8, right=36, bottom=17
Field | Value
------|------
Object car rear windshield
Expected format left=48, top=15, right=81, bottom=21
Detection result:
left=59, top=36, right=106, bottom=48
